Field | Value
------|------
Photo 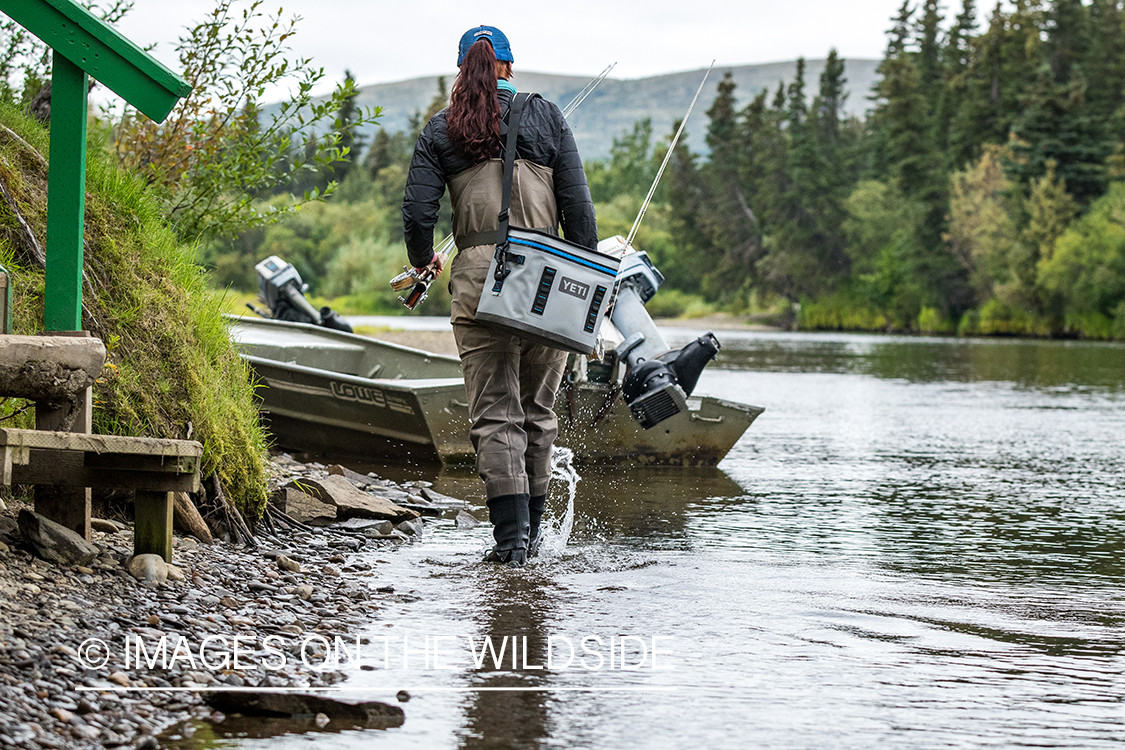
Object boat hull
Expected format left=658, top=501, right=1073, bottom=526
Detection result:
left=229, top=317, right=763, bottom=466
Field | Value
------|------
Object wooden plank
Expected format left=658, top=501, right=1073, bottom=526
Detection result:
left=84, top=452, right=199, bottom=474
left=0, top=428, right=202, bottom=457
left=12, top=452, right=200, bottom=492
left=134, top=490, right=173, bottom=562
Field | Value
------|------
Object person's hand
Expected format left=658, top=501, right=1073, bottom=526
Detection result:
left=415, top=251, right=444, bottom=277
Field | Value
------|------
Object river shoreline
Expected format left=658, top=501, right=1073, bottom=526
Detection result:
left=0, top=453, right=449, bottom=748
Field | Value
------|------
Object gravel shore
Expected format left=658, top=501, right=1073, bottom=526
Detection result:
left=0, top=454, right=448, bottom=748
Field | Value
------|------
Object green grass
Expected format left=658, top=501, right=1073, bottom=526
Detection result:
left=0, top=104, right=268, bottom=518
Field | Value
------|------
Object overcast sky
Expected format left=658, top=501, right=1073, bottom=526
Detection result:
left=114, top=0, right=924, bottom=91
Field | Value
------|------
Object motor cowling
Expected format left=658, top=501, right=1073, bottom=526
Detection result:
left=254, top=255, right=353, bottom=333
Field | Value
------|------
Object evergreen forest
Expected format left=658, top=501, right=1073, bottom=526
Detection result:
left=14, top=0, right=1125, bottom=341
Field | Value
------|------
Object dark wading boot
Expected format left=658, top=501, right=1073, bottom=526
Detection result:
left=483, top=493, right=530, bottom=567
left=528, top=494, right=546, bottom=557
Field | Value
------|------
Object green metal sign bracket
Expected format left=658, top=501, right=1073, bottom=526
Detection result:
left=0, top=0, right=191, bottom=331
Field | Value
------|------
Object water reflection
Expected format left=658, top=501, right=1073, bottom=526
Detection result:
left=458, top=574, right=552, bottom=750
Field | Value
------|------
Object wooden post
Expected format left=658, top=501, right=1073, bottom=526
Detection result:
left=33, top=330, right=93, bottom=540
left=134, top=490, right=173, bottom=562
left=44, top=51, right=88, bottom=333
left=0, top=264, right=11, bottom=334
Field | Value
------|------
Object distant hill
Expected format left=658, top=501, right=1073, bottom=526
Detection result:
left=344, top=59, right=881, bottom=161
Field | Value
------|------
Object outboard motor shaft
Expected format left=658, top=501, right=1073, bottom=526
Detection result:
left=601, top=240, right=720, bottom=429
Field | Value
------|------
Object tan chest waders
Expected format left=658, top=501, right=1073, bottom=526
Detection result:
left=474, top=93, right=620, bottom=355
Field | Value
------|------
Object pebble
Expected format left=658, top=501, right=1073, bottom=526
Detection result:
left=70, top=725, right=100, bottom=740
left=126, top=554, right=169, bottom=584
left=276, top=555, right=301, bottom=573
left=90, top=519, right=120, bottom=534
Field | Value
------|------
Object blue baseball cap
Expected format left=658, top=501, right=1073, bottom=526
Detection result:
left=457, top=25, right=513, bottom=67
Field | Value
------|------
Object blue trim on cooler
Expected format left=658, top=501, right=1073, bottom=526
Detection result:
left=508, top=237, right=619, bottom=277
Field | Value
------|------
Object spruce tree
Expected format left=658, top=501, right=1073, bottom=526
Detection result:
left=1010, top=0, right=1111, bottom=203
left=941, top=0, right=978, bottom=165
left=697, top=72, right=761, bottom=299
left=812, top=49, right=852, bottom=277
left=916, top=0, right=945, bottom=115
left=1084, top=0, right=1125, bottom=123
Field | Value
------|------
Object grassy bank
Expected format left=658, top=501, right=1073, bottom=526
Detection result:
left=0, top=105, right=268, bottom=517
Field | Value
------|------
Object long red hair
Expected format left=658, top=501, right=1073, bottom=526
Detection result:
left=447, top=40, right=502, bottom=163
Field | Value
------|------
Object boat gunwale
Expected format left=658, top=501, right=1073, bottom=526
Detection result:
left=224, top=314, right=463, bottom=366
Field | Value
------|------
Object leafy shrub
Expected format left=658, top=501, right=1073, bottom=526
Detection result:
left=917, top=306, right=955, bottom=334
left=644, top=288, right=715, bottom=319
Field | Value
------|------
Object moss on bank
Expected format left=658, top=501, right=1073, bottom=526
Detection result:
left=0, top=104, right=267, bottom=517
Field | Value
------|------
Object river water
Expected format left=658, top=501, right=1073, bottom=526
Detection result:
left=208, top=330, right=1125, bottom=748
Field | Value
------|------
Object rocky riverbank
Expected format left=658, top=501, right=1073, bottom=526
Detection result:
left=0, top=453, right=470, bottom=748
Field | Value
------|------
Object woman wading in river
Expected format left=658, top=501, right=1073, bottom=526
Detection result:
left=402, top=26, right=598, bottom=567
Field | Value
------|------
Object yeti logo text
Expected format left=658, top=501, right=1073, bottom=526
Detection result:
left=558, top=277, right=590, bottom=300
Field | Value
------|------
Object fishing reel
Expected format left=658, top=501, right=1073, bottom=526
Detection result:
left=598, top=237, right=720, bottom=429
left=252, top=256, right=353, bottom=333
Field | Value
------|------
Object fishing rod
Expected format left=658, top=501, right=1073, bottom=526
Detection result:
left=624, top=61, right=715, bottom=252
left=562, top=62, right=616, bottom=118
left=392, top=62, right=617, bottom=310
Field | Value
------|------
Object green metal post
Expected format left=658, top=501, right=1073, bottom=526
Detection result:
left=44, top=50, right=88, bottom=332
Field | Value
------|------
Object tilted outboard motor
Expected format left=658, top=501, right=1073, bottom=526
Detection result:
left=253, top=256, right=352, bottom=333
left=599, top=237, right=721, bottom=429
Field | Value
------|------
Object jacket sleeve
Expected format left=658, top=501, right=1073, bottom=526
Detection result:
left=402, top=119, right=446, bottom=268
left=547, top=103, right=598, bottom=250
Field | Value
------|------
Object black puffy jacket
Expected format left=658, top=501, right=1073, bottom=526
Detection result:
left=402, top=88, right=598, bottom=268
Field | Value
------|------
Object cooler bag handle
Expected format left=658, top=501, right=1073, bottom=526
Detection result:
left=492, top=92, right=531, bottom=293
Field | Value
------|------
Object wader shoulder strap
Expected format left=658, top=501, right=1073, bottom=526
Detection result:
left=492, top=92, right=534, bottom=293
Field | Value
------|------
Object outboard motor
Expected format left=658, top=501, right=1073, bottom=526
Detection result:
left=599, top=237, right=721, bottom=429
left=253, top=256, right=352, bottom=333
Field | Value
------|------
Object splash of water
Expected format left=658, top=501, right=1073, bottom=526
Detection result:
left=536, top=446, right=580, bottom=558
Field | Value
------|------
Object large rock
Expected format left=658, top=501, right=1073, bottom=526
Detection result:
left=297, top=475, right=419, bottom=523
left=18, top=510, right=98, bottom=566
left=204, top=692, right=404, bottom=729
left=273, top=486, right=337, bottom=525
left=326, top=464, right=372, bottom=485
